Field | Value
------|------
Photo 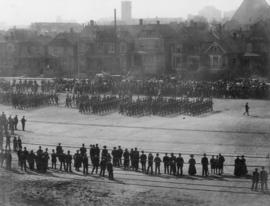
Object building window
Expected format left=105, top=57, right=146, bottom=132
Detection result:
left=173, top=55, right=183, bottom=68
left=210, top=55, right=222, bottom=67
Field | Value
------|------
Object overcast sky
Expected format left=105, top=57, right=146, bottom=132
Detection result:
left=0, top=0, right=269, bottom=25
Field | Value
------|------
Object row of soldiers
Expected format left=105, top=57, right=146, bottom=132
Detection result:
left=12, top=142, right=256, bottom=180
left=11, top=80, right=39, bottom=93
left=119, top=97, right=213, bottom=117
left=1, top=143, right=268, bottom=192
left=0, top=92, right=58, bottom=109
left=73, top=95, right=213, bottom=117
left=77, top=95, right=119, bottom=114
left=15, top=144, right=114, bottom=179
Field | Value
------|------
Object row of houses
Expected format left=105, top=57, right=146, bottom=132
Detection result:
left=0, top=20, right=269, bottom=78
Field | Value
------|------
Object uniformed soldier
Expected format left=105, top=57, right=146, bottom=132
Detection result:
left=59, top=150, right=66, bottom=171
left=260, top=166, right=268, bottom=191
left=56, top=143, right=63, bottom=162
left=99, top=157, right=107, bottom=177
left=21, top=147, right=28, bottom=171
left=243, top=102, right=250, bottom=116
left=94, top=144, right=100, bottom=160
left=133, top=148, right=140, bottom=171
left=91, top=154, right=99, bottom=174
left=80, top=144, right=87, bottom=156
left=101, top=146, right=108, bottom=161
left=40, top=152, right=48, bottom=173
left=28, top=150, right=36, bottom=170
left=5, top=135, right=11, bottom=151
left=210, top=155, right=215, bottom=174
left=251, top=168, right=259, bottom=191
left=82, top=154, right=89, bottom=175
left=163, top=153, right=170, bottom=174
left=117, top=146, right=123, bottom=166
left=201, top=153, right=209, bottom=177
left=154, top=153, right=161, bottom=175
left=17, top=136, right=22, bottom=150
left=44, top=148, right=49, bottom=170
left=112, top=147, right=118, bottom=167
left=123, top=149, right=130, bottom=170
left=13, top=136, right=18, bottom=152
left=130, top=148, right=134, bottom=170
left=51, top=149, right=57, bottom=169
left=89, top=145, right=94, bottom=164
left=73, top=150, right=81, bottom=171
left=107, top=160, right=114, bottom=180
left=140, top=151, right=147, bottom=173
left=21, top=116, right=26, bottom=131
left=147, top=153, right=154, bottom=175
left=8, top=115, right=12, bottom=130
left=5, top=150, right=12, bottom=170
left=170, top=153, right=176, bottom=176
left=176, top=153, right=184, bottom=176
left=218, top=153, right=225, bottom=175
left=214, top=155, right=219, bottom=174
left=0, top=132, right=3, bottom=151
left=66, top=150, right=72, bottom=172
left=0, top=150, right=4, bottom=167
left=14, top=115, right=18, bottom=130
left=9, top=117, right=14, bottom=135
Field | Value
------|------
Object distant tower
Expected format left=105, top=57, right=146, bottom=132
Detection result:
left=121, top=1, right=132, bottom=23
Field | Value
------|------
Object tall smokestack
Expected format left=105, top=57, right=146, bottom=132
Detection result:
left=114, top=9, right=117, bottom=28
left=114, top=9, right=118, bottom=56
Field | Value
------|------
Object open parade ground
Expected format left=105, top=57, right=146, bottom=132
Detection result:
left=0, top=98, right=270, bottom=206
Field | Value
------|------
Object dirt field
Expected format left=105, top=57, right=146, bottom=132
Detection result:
left=1, top=99, right=270, bottom=206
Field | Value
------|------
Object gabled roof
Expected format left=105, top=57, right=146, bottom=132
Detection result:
left=204, top=42, right=226, bottom=54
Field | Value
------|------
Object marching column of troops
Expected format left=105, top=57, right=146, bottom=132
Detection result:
left=0, top=92, right=59, bottom=109
left=72, top=95, right=213, bottom=117
left=76, top=95, right=119, bottom=114
left=119, top=96, right=213, bottom=116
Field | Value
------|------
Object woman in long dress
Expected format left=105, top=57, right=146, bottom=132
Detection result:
left=188, top=154, right=197, bottom=175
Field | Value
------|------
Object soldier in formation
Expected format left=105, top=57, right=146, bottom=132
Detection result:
left=0, top=92, right=58, bottom=109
